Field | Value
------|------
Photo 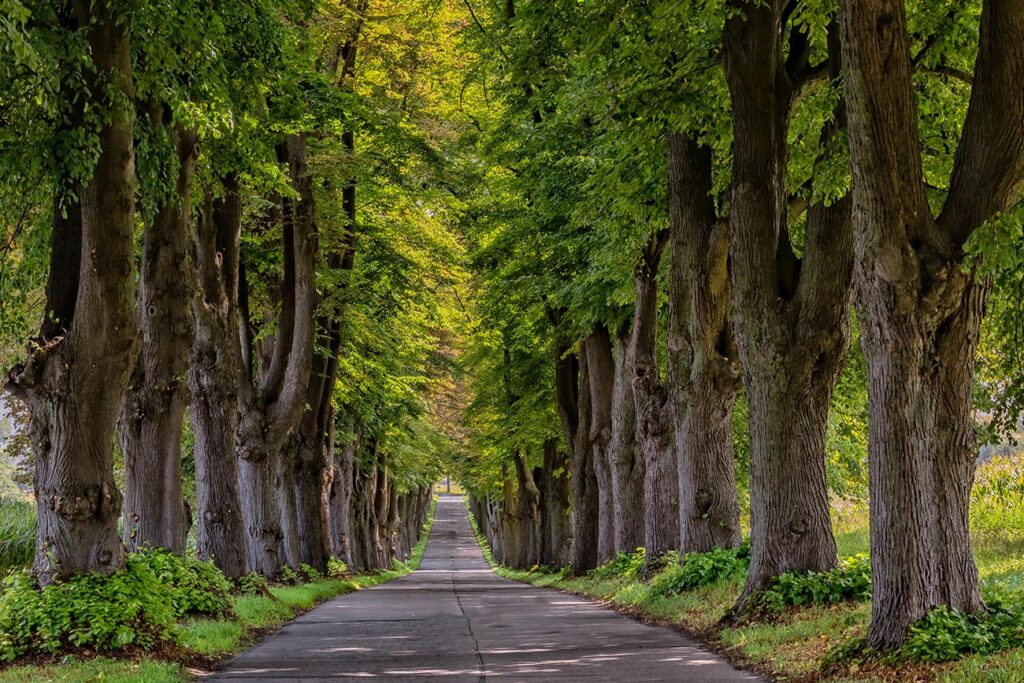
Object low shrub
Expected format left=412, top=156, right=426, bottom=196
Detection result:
left=971, top=456, right=1024, bottom=552
left=237, top=572, right=270, bottom=596
left=326, top=558, right=349, bottom=578
left=650, top=544, right=750, bottom=596
left=0, top=558, right=174, bottom=660
left=823, top=589, right=1024, bottom=668
left=278, top=565, right=300, bottom=585
left=299, top=563, right=321, bottom=582
left=0, top=549, right=235, bottom=661
left=901, top=590, right=1024, bottom=663
left=142, top=549, right=233, bottom=618
left=590, top=549, right=646, bottom=580
left=0, top=498, right=34, bottom=576
left=756, top=553, right=871, bottom=614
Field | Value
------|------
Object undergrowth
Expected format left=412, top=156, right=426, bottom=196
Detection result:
left=0, top=495, right=439, bottom=674
left=755, top=553, right=872, bottom=615
left=649, top=545, right=750, bottom=596
left=0, top=550, right=231, bottom=661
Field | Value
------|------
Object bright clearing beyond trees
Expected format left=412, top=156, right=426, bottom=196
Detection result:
left=1, top=0, right=1024, bottom=680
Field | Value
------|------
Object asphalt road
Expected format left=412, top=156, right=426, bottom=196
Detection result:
left=209, top=494, right=763, bottom=681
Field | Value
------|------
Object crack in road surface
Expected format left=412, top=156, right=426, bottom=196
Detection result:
left=451, top=529, right=487, bottom=683
left=210, top=495, right=763, bottom=681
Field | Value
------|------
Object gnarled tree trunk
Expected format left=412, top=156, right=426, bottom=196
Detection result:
left=630, top=236, right=679, bottom=568
left=584, top=327, right=617, bottom=562
left=189, top=178, right=248, bottom=578
left=839, top=0, right=1024, bottom=649
left=121, top=123, right=197, bottom=554
left=536, top=438, right=571, bottom=566
left=510, top=452, right=541, bottom=569
left=724, top=2, right=852, bottom=613
left=7, top=0, right=136, bottom=585
left=330, top=425, right=359, bottom=567
left=372, top=463, right=390, bottom=569
left=609, top=330, right=644, bottom=554
left=667, top=134, right=742, bottom=554
left=561, top=347, right=598, bottom=574
left=237, top=134, right=317, bottom=577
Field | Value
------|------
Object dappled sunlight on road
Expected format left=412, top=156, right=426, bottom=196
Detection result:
left=209, top=495, right=761, bottom=681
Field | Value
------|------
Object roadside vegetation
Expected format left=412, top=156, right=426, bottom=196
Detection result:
left=0, top=499, right=435, bottom=683
left=467, top=476, right=1024, bottom=682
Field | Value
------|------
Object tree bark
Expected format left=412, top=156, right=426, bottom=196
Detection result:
left=351, top=453, right=376, bottom=571
left=839, top=0, right=1024, bottom=649
left=121, top=122, right=197, bottom=555
left=666, top=134, right=742, bottom=553
left=536, top=438, right=571, bottom=566
left=372, top=463, right=390, bottom=569
left=629, top=236, right=679, bottom=568
left=6, top=0, right=136, bottom=585
left=584, top=327, right=617, bottom=562
left=277, top=444, right=302, bottom=569
left=237, top=134, right=318, bottom=577
left=330, top=424, right=359, bottom=567
left=511, top=452, right=541, bottom=568
left=609, top=329, right=644, bottom=554
left=563, top=347, right=599, bottom=574
left=723, top=1, right=853, bottom=613
left=189, top=178, right=248, bottom=578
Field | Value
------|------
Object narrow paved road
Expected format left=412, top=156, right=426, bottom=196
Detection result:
left=210, top=495, right=762, bottom=681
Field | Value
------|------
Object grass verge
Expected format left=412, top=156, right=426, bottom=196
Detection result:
left=0, top=497, right=438, bottom=683
left=463, top=498, right=1024, bottom=683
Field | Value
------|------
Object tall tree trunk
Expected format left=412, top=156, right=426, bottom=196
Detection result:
left=609, top=330, right=644, bottom=554
left=489, top=494, right=505, bottom=564
left=277, top=447, right=302, bottom=569
left=839, top=0, right=1024, bottom=649
left=290, top=357, right=336, bottom=572
left=563, top=347, right=598, bottom=574
left=585, top=327, right=617, bottom=562
left=536, top=438, right=571, bottom=566
left=349, top=462, right=369, bottom=571
left=330, top=426, right=359, bottom=566
left=513, top=452, right=541, bottom=568
left=7, top=0, right=136, bottom=585
left=666, top=134, right=742, bottom=554
left=290, top=13, right=364, bottom=572
left=121, top=123, right=197, bottom=554
left=189, top=178, right=248, bottom=578
left=351, top=457, right=375, bottom=571
left=373, top=464, right=390, bottom=569
left=630, top=236, right=679, bottom=568
left=237, top=134, right=317, bottom=577
left=386, top=485, right=400, bottom=562
left=723, top=2, right=853, bottom=613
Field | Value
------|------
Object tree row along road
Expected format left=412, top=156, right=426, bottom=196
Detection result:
left=211, top=495, right=759, bottom=681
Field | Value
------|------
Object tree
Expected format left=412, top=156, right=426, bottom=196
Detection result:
left=667, top=134, right=742, bottom=554
left=189, top=176, right=248, bottom=577
left=839, top=0, right=1024, bottom=649
left=7, top=0, right=137, bottom=585
left=236, top=135, right=318, bottom=576
left=722, top=0, right=853, bottom=613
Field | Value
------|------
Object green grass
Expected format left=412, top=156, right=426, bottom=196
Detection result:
left=0, top=499, right=34, bottom=577
left=233, top=594, right=294, bottom=628
left=177, top=618, right=245, bottom=656
left=0, top=497, right=439, bottom=683
left=0, top=658, right=182, bottom=682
